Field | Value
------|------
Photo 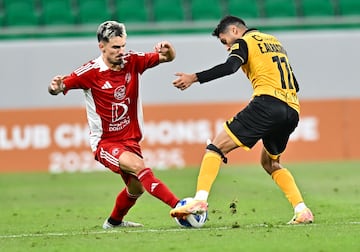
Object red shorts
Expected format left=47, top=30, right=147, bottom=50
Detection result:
left=94, top=139, right=142, bottom=184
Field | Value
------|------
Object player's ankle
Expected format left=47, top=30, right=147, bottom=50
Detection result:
left=108, top=217, right=122, bottom=226
left=294, top=202, right=307, bottom=213
left=194, top=190, right=209, bottom=201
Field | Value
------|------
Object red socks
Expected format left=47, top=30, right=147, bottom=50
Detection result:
left=110, top=168, right=179, bottom=223
left=110, top=188, right=140, bottom=222
left=138, top=168, right=179, bottom=208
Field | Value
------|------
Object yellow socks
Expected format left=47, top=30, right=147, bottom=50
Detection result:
left=271, top=168, right=304, bottom=207
left=194, top=153, right=305, bottom=208
left=194, top=152, right=222, bottom=200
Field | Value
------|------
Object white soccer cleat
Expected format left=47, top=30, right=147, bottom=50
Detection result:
left=170, top=200, right=208, bottom=219
left=287, top=208, right=314, bottom=224
left=102, top=219, right=144, bottom=229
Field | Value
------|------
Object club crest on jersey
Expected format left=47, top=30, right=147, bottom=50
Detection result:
left=112, top=148, right=120, bottom=156
left=114, top=85, right=126, bottom=100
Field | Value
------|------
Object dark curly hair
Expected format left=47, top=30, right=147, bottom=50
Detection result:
left=212, top=16, right=247, bottom=37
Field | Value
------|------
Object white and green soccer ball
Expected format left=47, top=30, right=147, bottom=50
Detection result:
left=173, top=197, right=208, bottom=228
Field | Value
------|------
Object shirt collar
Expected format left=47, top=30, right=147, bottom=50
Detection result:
left=242, top=28, right=258, bottom=36
left=97, top=56, right=109, bottom=72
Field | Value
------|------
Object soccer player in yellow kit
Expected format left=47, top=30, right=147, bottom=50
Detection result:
left=170, top=16, right=313, bottom=224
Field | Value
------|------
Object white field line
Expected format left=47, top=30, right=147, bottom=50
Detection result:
left=0, top=222, right=359, bottom=239
left=0, top=226, right=231, bottom=239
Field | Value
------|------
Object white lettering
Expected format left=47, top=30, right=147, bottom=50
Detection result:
left=0, top=126, right=15, bottom=149
left=48, top=151, right=106, bottom=173
left=108, top=116, right=130, bottom=131
left=142, top=148, right=185, bottom=170
left=33, top=125, right=51, bottom=149
left=0, top=125, right=50, bottom=150
left=144, top=120, right=212, bottom=145
left=54, top=124, right=89, bottom=148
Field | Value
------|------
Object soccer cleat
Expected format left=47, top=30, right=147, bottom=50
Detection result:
left=102, top=219, right=144, bottom=229
left=287, top=208, right=314, bottom=224
left=170, top=200, right=208, bottom=219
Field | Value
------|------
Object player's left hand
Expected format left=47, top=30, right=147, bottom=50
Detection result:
left=155, top=41, right=176, bottom=62
left=154, top=41, right=169, bottom=53
left=172, top=72, right=197, bottom=91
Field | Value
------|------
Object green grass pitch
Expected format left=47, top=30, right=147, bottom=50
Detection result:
left=1, top=161, right=359, bottom=252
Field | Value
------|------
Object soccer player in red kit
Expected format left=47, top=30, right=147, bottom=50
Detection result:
left=48, top=21, right=179, bottom=228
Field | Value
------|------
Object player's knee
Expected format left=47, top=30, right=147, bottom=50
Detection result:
left=263, top=160, right=282, bottom=175
left=206, top=144, right=228, bottom=163
left=261, top=153, right=281, bottom=174
left=121, top=161, right=144, bottom=175
left=133, top=163, right=145, bottom=175
left=128, top=186, right=145, bottom=196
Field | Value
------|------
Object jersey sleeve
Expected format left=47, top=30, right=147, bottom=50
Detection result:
left=229, top=39, right=248, bottom=64
left=62, top=63, right=94, bottom=94
left=195, top=39, right=248, bottom=84
left=131, top=51, right=160, bottom=74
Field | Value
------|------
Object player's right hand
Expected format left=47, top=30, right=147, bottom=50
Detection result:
left=172, top=72, right=198, bottom=91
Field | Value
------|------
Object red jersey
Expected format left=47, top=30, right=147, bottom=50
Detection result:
left=63, top=51, right=160, bottom=151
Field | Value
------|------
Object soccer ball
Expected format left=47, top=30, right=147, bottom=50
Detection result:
left=173, top=197, right=208, bottom=228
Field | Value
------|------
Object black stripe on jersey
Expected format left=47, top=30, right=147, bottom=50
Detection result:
left=229, top=39, right=248, bottom=64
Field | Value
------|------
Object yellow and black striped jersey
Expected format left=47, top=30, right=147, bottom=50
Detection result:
left=230, top=29, right=300, bottom=113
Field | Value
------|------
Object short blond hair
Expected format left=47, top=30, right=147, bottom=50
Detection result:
left=97, top=21, right=127, bottom=42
